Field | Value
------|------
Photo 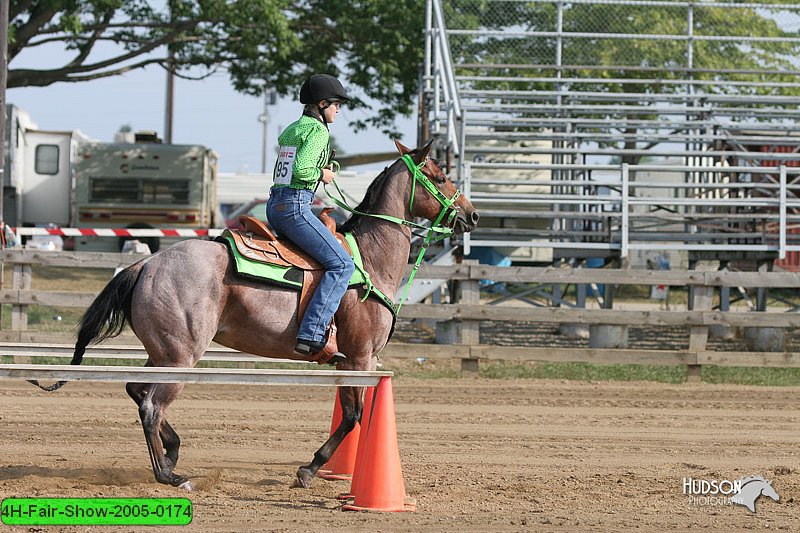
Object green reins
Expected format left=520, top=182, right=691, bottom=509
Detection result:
left=323, top=154, right=462, bottom=312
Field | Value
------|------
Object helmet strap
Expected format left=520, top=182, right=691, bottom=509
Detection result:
left=302, top=105, right=330, bottom=129
left=318, top=102, right=330, bottom=128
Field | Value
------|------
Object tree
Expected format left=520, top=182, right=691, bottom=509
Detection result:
left=7, top=0, right=425, bottom=134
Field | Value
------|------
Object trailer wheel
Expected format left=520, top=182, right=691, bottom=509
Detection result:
left=119, top=222, right=160, bottom=253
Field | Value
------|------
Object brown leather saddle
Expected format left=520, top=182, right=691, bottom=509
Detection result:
left=227, top=210, right=352, bottom=364
left=229, top=209, right=351, bottom=270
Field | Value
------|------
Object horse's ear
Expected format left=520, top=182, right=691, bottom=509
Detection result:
left=394, top=139, right=411, bottom=155
left=411, top=139, right=434, bottom=165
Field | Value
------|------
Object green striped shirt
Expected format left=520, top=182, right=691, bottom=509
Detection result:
left=273, top=114, right=331, bottom=190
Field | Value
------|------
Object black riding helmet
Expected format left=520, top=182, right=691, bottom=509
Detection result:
left=299, top=74, right=351, bottom=104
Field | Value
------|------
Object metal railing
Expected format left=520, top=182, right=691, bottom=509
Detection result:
left=463, top=163, right=800, bottom=258
left=425, top=0, right=464, bottom=168
left=423, top=0, right=800, bottom=265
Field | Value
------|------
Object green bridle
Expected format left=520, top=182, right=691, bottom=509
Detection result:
left=324, top=154, right=462, bottom=312
left=405, top=155, right=461, bottom=232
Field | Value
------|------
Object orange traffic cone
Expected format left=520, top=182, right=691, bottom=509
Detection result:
left=337, top=386, right=374, bottom=500
left=319, top=388, right=361, bottom=480
left=342, top=377, right=415, bottom=512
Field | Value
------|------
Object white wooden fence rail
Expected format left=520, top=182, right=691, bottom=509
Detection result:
left=0, top=364, right=391, bottom=387
left=0, top=342, right=297, bottom=363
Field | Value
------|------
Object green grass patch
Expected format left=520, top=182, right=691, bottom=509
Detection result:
left=482, top=361, right=800, bottom=386
left=25, top=306, right=83, bottom=331
left=0, top=304, right=84, bottom=332
left=30, top=265, right=114, bottom=292
left=380, top=359, right=461, bottom=379
left=479, top=361, right=687, bottom=383
left=389, top=366, right=461, bottom=379
left=702, top=366, right=800, bottom=387
left=383, top=360, right=800, bottom=386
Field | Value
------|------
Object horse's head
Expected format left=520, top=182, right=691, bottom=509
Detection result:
left=394, top=139, right=479, bottom=235
left=730, top=476, right=781, bottom=513
left=756, top=479, right=780, bottom=502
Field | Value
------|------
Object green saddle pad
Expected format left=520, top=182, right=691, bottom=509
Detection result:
left=217, top=229, right=397, bottom=315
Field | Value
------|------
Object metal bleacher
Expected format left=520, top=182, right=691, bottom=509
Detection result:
left=422, top=0, right=800, bottom=271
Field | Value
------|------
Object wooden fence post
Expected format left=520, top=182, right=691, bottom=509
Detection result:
left=458, top=261, right=481, bottom=376
left=11, top=262, right=31, bottom=332
left=10, top=261, right=32, bottom=363
left=687, top=285, right=713, bottom=383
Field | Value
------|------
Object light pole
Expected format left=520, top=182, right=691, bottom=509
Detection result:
left=0, top=0, right=8, bottom=223
left=259, top=87, right=276, bottom=173
left=164, top=51, right=175, bottom=144
left=163, top=0, right=178, bottom=144
left=0, top=0, right=8, bottom=304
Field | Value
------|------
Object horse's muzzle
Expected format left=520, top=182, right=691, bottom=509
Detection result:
left=454, top=211, right=480, bottom=234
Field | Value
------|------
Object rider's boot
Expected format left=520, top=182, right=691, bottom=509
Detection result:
left=295, top=323, right=346, bottom=365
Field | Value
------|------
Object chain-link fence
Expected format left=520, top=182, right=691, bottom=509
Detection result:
left=443, top=0, right=800, bottom=92
left=424, top=0, right=800, bottom=262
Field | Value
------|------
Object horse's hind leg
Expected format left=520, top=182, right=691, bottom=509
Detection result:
left=126, top=381, right=181, bottom=468
left=138, top=382, right=192, bottom=489
left=296, top=386, right=363, bottom=488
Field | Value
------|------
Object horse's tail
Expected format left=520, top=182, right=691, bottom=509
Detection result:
left=29, top=261, right=146, bottom=392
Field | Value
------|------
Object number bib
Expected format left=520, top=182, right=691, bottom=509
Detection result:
left=274, top=146, right=297, bottom=185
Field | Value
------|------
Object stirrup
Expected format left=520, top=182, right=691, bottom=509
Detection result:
left=295, top=339, right=346, bottom=365
left=295, top=322, right=345, bottom=365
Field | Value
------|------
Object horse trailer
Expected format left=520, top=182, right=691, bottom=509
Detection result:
left=3, top=104, right=219, bottom=252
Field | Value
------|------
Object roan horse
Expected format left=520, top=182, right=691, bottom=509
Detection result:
left=33, top=140, right=478, bottom=491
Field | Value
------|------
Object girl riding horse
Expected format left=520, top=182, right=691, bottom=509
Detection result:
left=268, top=74, right=354, bottom=364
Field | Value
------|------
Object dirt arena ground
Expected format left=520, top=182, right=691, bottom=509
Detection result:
left=1, top=375, right=799, bottom=532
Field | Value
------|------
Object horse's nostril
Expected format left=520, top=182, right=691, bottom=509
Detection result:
left=471, top=211, right=480, bottom=225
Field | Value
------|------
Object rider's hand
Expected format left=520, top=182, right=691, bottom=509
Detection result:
left=320, top=168, right=335, bottom=184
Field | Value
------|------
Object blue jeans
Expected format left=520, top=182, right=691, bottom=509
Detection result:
left=266, top=187, right=355, bottom=344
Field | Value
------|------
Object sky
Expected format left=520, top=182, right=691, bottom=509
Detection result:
left=7, top=58, right=417, bottom=175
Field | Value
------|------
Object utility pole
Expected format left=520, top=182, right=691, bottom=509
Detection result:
left=163, top=0, right=177, bottom=144
left=0, top=0, right=8, bottom=307
left=259, top=87, right=276, bottom=173
left=0, top=0, right=8, bottom=222
left=164, top=51, right=175, bottom=144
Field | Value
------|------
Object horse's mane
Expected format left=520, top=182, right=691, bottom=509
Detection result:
left=338, top=158, right=402, bottom=233
left=739, top=476, right=768, bottom=488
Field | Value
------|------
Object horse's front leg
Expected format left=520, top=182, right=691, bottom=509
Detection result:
left=295, top=385, right=363, bottom=488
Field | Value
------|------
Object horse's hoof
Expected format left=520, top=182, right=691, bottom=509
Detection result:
left=294, top=468, right=313, bottom=489
left=178, top=480, right=194, bottom=491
